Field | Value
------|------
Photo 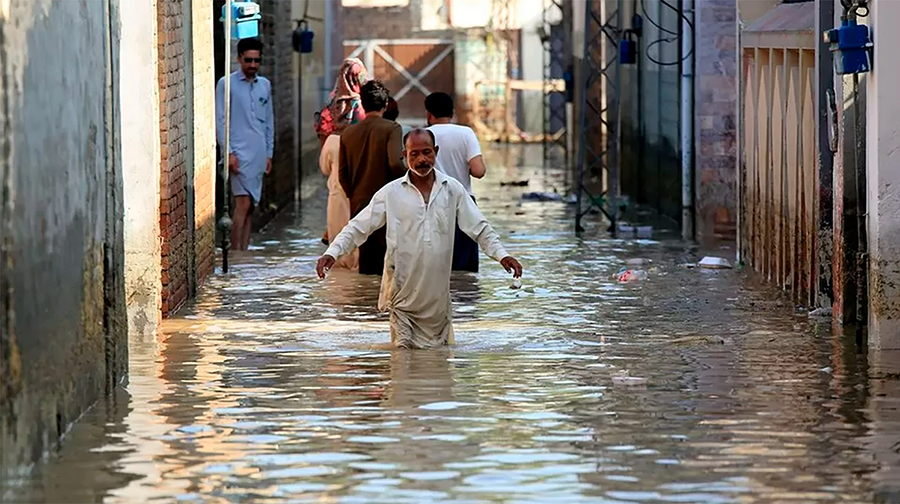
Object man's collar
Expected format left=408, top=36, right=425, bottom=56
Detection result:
left=236, top=71, right=257, bottom=82
left=402, top=168, right=448, bottom=186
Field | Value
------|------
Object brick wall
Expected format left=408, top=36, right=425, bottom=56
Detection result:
left=157, top=0, right=216, bottom=317
left=255, top=0, right=297, bottom=221
left=694, top=0, right=738, bottom=243
left=158, top=0, right=190, bottom=316
left=192, top=0, right=216, bottom=287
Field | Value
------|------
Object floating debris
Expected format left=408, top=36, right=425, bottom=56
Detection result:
left=699, top=256, right=733, bottom=269
left=617, top=269, right=648, bottom=283
left=521, top=192, right=563, bottom=202
left=669, top=335, right=727, bottom=345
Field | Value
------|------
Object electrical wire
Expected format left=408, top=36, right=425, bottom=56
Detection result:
left=640, top=0, right=694, bottom=66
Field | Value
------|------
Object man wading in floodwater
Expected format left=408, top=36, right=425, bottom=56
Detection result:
left=316, top=129, right=523, bottom=349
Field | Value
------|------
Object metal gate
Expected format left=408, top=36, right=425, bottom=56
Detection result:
left=343, top=39, right=455, bottom=125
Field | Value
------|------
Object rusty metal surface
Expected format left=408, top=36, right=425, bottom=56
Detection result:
left=740, top=45, right=819, bottom=306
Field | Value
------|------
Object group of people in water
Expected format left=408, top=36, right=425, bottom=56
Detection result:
left=218, top=45, right=521, bottom=349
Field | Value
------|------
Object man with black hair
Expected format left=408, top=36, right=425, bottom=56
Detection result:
left=216, top=37, right=273, bottom=251
left=318, top=129, right=522, bottom=349
left=425, top=92, right=487, bottom=272
left=338, top=80, right=406, bottom=275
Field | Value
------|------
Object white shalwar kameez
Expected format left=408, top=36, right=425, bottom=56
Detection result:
left=324, top=170, right=509, bottom=348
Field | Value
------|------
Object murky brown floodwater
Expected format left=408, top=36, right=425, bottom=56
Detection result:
left=7, top=145, right=900, bottom=503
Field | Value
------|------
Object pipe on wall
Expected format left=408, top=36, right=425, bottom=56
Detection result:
left=680, top=0, right=694, bottom=240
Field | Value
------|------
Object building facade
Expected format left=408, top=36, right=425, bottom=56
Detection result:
left=1, top=0, right=339, bottom=477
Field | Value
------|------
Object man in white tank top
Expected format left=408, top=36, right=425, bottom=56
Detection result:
left=425, top=92, right=487, bottom=272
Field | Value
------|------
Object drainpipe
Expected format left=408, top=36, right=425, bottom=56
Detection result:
left=680, top=0, right=694, bottom=240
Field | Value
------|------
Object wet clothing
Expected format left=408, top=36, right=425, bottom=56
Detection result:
left=324, top=170, right=509, bottom=349
left=428, top=123, right=483, bottom=272
left=452, top=196, right=480, bottom=272
left=319, top=134, right=358, bottom=270
left=339, top=116, right=406, bottom=275
left=216, top=71, right=274, bottom=205
left=314, top=58, right=368, bottom=143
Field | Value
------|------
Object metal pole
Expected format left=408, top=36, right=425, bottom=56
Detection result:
left=296, top=50, right=302, bottom=203
left=575, top=0, right=591, bottom=233
left=680, top=0, right=694, bottom=240
left=220, top=0, right=233, bottom=273
left=735, top=1, right=742, bottom=264
left=609, top=0, right=622, bottom=235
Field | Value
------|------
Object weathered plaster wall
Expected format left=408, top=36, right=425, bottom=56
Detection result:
left=866, top=0, right=900, bottom=349
left=122, top=0, right=163, bottom=337
left=0, top=0, right=127, bottom=478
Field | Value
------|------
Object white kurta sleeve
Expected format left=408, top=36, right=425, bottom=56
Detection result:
left=324, top=187, right=388, bottom=259
left=456, top=190, right=509, bottom=262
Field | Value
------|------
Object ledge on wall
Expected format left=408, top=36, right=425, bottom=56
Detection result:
left=741, top=3, right=816, bottom=50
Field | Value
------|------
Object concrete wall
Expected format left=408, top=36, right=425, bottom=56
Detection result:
left=257, top=0, right=297, bottom=219
left=294, top=0, right=344, bottom=201
left=343, top=4, right=415, bottom=39
left=0, top=0, right=127, bottom=478
left=122, top=0, right=163, bottom=336
left=866, top=0, right=900, bottom=349
left=694, top=0, right=738, bottom=242
left=617, top=0, right=682, bottom=225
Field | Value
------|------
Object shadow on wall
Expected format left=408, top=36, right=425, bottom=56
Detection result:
left=619, top=123, right=682, bottom=231
left=0, top=0, right=127, bottom=482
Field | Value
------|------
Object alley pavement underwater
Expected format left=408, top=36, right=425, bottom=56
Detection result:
left=7, top=145, right=900, bottom=503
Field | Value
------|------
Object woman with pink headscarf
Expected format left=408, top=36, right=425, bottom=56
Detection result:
left=315, top=58, right=368, bottom=144
left=317, top=59, right=368, bottom=260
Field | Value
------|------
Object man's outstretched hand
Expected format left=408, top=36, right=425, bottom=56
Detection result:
left=316, top=255, right=336, bottom=278
left=500, top=256, right=523, bottom=278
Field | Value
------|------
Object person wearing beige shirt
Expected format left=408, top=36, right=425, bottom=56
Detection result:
left=338, top=80, right=406, bottom=275
left=319, top=133, right=358, bottom=270
left=317, top=129, right=523, bottom=349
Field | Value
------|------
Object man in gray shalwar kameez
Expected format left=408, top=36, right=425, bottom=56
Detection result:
left=216, top=37, right=274, bottom=251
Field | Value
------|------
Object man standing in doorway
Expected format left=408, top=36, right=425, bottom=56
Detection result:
left=339, top=80, right=406, bottom=275
left=216, top=37, right=274, bottom=251
left=317, top=129, right=522, bottom=348
left=425, top=92, right=487, bottom=272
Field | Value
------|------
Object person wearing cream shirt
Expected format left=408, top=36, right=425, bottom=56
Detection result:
left=316, top=129, right=523, bottom=349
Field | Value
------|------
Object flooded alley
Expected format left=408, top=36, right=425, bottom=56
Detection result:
left=7, top=146, right=900, bottom=503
